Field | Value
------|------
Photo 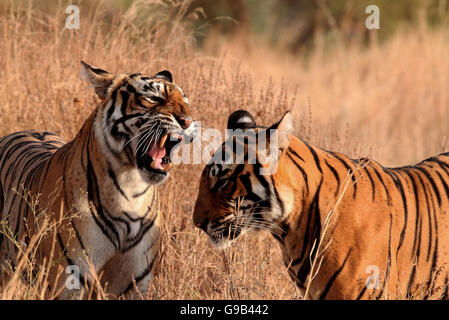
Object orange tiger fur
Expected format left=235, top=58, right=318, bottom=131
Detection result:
left=0, top=61, right=194, bottom=298
left=193, top=110, right=449, bottom=300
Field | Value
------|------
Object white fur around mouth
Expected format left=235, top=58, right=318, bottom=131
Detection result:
left=209, top=235, right=234, bottom=250
left=207, top=225, right=248, bottom=250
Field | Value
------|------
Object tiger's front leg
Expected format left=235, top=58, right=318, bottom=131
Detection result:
left=100, top=221, right=161, bottom=299
left=51, top=215, right=119, bottom=300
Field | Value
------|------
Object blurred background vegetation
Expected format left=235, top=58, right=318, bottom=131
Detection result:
left=2, top=0, right=449, bottom=53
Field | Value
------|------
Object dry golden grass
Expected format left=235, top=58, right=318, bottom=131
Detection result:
left=1, top=0, right=449, bottom=299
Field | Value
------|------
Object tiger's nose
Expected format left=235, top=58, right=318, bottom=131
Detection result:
left=178, top=116, right=192, bottom=129
left=194, top=216, right=209, bottom=232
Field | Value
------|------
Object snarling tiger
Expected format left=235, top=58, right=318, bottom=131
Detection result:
left=193, top=110, right=449, bottom=300
left=0, top=61, right=194, bottom=298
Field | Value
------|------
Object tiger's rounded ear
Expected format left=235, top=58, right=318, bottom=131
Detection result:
left=256, top=111, right=294, bottom=175
left=227, top=110, right=256, bottom=130
left=80, top=60, right=115, bottom=100
left=268, top=111, right=294, bottom=150
left=154, top=70, right=173, bottom=83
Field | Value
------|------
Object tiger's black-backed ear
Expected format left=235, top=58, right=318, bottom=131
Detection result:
left=227, top=110, right=256, bottom=130
left=80, top=60, right=115, bottom=100
left=267, top=111, right=294, bottom=150
left=154, top=70, right=173, bottom=83
left=256, top=111, right=294, bottom=173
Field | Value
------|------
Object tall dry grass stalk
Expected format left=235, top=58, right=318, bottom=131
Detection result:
left=1, top=0, right=449, bottom=299
left=0, top=186, right=108, bottom=299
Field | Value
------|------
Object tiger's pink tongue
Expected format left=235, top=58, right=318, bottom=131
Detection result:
left=148, top=143, right=165, bottom=170
left=148, top=142, right=166, bottom=170
left=148, top=143, right=166, bottom=159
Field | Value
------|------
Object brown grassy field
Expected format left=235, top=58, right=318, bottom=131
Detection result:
left=1, top=1, right=449, bottom=299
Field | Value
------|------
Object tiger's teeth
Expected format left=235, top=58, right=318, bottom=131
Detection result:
left=161, top=162, right=172, bottom=171
left=150, top=160, right=158, bottom=170
left=160, top=134, right=168, bottom=148
left=150, top=159, right=172, bottom=171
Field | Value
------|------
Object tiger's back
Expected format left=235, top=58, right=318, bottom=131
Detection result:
left=280, top=136, right=449, bottom=299
left=0, top=130, right=65, bottom=265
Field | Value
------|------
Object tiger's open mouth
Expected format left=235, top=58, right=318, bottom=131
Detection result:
left=137, top=131, right=183, bottom=174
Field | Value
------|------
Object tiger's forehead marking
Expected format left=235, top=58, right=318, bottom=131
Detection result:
left=205, top=127, right=276, bottom=191
left=128, top=75, right=189, bottom=104
left=207, top=162, right=236, bottom=191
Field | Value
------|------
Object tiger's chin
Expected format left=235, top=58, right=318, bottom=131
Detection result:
left=140, top=169, right=170, bottom=185
left=207, top=226, right=250, bottom=250
left=208, top=236, right=235, bottom=250
left=136, top=159, right=170, bottom=185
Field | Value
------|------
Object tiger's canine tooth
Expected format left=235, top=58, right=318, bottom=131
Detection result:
left=160, top=134, right=168, bottom=148
left=161, top=162, right=173, bottom=171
